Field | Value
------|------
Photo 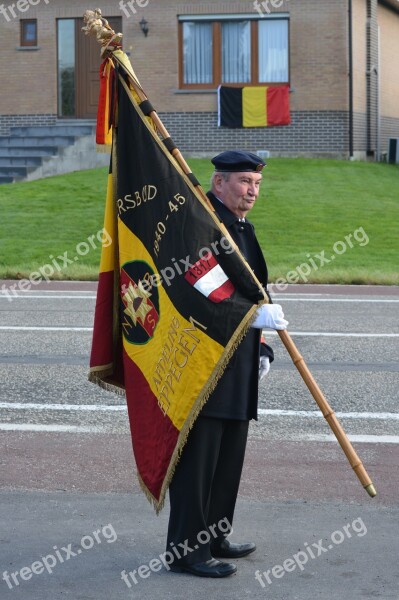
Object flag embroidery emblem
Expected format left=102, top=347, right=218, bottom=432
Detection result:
left=120, top=261, right=159, bottom=344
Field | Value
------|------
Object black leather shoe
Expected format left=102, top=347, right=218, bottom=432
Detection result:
left=169, top=558, right=237, bottom=578
left=211, top=538, right=256, bottom=559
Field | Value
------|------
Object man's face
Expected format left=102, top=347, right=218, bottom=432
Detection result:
left=213, top=172, right=263, bottom=218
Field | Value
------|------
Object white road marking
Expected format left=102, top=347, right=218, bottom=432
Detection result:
left=2, top=296, right=398, bottom=303
left=0, top=424, right=100, bottom=433
left=0, top=402, right=125, bottom=411
left=258, top=409, right=399, bottom=420
left=1, top=424, right=398, bottom=442
left=0, top=286, right=95, bottom=292
left=0, top=295, right=96, bottom=300
left=1, top=293, right=398, bottom=303
left=0, top=326, right=93, bottom=331
left=292, top=434, right=399, bottom=444
left=273, top=298, right=399, bottom=303
left=1, top=326, right=398, bottom=337
left=2, top=404, right=397, bottom=421
left=267, top=331, right=399, bottom=337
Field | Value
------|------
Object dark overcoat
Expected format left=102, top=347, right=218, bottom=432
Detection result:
left=200, top=192, right=274, bottom=421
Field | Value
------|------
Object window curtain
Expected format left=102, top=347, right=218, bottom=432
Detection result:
left=258, top=20, right=289, bottom=83
left=183, top=22, right=212, bottom=84
left=222, top=21, right=251, bottom=83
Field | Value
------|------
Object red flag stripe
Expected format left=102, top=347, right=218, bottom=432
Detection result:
left=208, top=280, right=236, bottom=303
left=123, top=348, right=179, bottom=500
left=266, top=85, right=291, bottom=126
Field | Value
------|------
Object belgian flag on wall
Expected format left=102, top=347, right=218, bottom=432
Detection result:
left=218, top=84, right=291, bottom=128
left=89, top=51, right=267, bottom=513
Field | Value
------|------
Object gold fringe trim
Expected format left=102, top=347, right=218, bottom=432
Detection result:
left=88, top=365, right=126, bottom=397
left=88, top=363, right=113, bottom=375
left=111, top=134, right=123, bottom=383
left=137, top=471, right=164, bottom=513
left=88, top=371, right=126, bottom=397
left=139, top=302, right=264, bottom=514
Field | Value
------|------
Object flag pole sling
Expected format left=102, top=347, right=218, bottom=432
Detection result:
left=82, top=10, right=376, bottom=498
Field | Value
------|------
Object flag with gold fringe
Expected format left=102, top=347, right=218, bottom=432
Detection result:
left=218, top=84, right=291, bottom=128
left=89, top=50, right=268, bottom=513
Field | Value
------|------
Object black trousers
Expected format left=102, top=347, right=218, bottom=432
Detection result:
left=166, top=415, right=249, bottom=565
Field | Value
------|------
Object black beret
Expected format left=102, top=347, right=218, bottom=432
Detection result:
left=211, top=150, right=266, bottom=173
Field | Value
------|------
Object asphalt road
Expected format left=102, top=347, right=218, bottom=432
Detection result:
left=0, top=281, right=398, bottom=600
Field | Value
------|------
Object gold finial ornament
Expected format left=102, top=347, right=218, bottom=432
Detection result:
left=82, top=8, right=123, bottom=56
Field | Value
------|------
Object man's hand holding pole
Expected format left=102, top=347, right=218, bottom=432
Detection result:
left=252, top=303, right=288, bottom=330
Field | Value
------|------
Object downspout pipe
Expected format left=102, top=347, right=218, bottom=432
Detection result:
left=376, top=25, right=381, bottom=162
left=348, top=0, right=354, bottom=159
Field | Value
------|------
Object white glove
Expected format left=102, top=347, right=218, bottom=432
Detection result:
left=259, top=356, right=270, bottom=380
left=251, top=304, right=288, bottom=330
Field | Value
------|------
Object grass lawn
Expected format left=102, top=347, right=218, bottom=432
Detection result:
left=0, top=158, right=398, bottom=284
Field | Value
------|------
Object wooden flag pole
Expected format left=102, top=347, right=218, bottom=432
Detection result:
left=82, top=9, right=376, bottom=498
left=277, top=329, right=376, bottom=496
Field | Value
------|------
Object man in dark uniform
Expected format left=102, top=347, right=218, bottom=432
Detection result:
left=166, top=150, right=288, bottom=578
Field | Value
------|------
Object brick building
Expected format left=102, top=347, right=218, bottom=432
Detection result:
left=0, top=0, right=398, bottom=159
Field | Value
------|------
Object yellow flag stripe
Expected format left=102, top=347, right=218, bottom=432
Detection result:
left=118, top=219, right=224, bottom=431
left=99, top=173, right=117, bottom=273
left=243, top=87, right=267, bottom=127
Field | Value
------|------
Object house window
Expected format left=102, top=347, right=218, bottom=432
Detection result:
left=182, top=22, right=213, bottom=84
left=221, top=21, right=251, bottom=83
left=21, top=19, right=37, bottom=47
left=258, top=19, right=289, bottom=83
left=179, top=15, right=289, bottom=89
left=57, top=19, right=76, bottom=117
